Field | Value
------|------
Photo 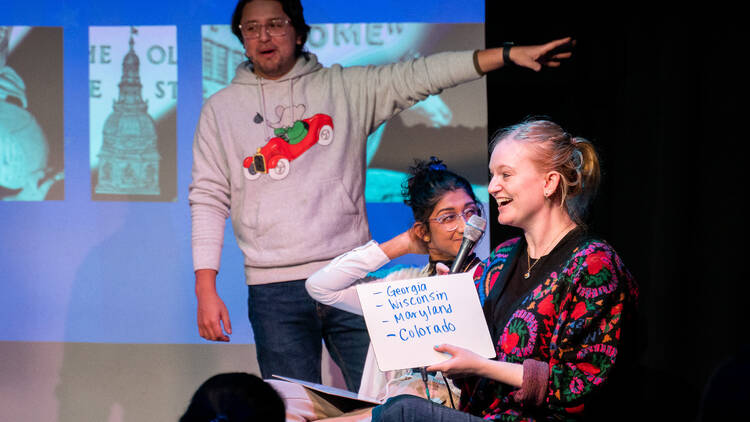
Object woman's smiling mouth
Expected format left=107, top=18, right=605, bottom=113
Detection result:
left=496, top=197, right=512, bottom=207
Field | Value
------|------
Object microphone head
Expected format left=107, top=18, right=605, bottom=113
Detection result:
left=464, top=214, right=486, bottom=242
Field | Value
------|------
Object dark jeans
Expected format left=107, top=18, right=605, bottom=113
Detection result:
left=372, top=395, right=485, bottom=422
left=247, top=279, right=370, bottom=392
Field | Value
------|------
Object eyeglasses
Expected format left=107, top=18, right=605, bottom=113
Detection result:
left=239, top=18, right=291, bottom=39
left=428, top=205, right=482, bottom=231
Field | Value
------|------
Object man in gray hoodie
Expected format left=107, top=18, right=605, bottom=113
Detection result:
left=189, top=0, right=573, bottom=392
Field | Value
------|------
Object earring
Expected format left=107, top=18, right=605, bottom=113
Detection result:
left=544, top=191, right=550, bottom=197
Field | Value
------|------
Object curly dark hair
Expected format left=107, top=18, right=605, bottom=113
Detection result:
left=402, top=157, right=479, bottom=225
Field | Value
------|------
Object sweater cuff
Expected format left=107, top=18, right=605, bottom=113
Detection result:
left=472, top=50, right=485, bottom=76
left=513, top=359, right=549, bottom=406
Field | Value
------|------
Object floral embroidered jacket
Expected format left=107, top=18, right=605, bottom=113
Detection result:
left=459, top=235, right=639, bottom=421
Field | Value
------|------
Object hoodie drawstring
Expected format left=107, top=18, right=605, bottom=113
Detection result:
left=255, top=71, right=297, bottom=141
left=255, top=74, right=271, bottom=141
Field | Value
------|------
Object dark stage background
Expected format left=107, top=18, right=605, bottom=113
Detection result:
left=485, top=10, right=745, bottom=420
left=2, top=3, right=745, bottom=419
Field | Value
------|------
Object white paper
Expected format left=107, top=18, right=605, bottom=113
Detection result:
left=356, top=272, right=495, bottom=372
left=271, top=375, right=382, bottom=405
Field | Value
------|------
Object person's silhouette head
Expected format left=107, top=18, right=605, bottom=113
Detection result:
left=180, top=372, right=285, bottom=421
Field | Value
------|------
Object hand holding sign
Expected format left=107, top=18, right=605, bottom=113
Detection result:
left=356, top=272, right=495, bottom=372
left=427, top=343, right=488, bottom=378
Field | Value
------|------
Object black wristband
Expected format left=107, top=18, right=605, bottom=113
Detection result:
left=503, top=42, right=515, bottom=66
left=472, top=50, right=484, bottom=75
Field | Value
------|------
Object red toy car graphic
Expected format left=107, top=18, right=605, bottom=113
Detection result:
left=243, top=113, right=334, bottom=180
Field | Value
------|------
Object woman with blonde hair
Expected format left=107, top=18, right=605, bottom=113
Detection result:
left=372, top=119, right=639, bottom=421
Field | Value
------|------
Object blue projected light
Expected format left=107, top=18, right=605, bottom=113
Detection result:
left=3, top=1, right=484, bottom=25
left=0, top=1, right=486, bottom=344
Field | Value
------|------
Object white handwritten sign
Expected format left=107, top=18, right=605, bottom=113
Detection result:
left=356, top=272, right=496, bottom=372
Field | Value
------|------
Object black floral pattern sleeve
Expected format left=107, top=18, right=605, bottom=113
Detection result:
left=461, top=237, right=639, bottom=421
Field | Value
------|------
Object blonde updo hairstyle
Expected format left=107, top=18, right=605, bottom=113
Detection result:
left=490, top=119, right=601, bottom=225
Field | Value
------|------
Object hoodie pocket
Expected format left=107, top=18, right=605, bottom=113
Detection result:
left=240, top=177, right=366, bottom=267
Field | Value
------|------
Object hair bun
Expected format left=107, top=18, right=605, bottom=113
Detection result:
left=428, top=156, right=447, bottom=171
left=403, top=157, right=477, bottom=223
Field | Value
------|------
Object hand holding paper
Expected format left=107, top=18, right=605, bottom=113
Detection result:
left=429, top=344, right=524, bottom=388
left=356, top=272, right=495, bottom=372
left=427, top=343, right=486, bottom=377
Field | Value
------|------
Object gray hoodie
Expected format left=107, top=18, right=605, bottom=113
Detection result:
left=189, top=50, right=481, bottom=285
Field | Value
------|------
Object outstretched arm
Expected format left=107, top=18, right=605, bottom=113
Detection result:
left=477, top=37, right=574, bottom=73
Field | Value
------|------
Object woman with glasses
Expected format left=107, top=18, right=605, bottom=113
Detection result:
left=370, top=119, right=639, bottom=422
left=265, top=157, right=484, bottom=421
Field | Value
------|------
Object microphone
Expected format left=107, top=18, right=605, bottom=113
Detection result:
left=450, top=214, right=486, bottom=273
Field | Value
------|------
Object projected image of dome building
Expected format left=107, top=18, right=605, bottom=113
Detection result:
left=96, top=30, right=160, bottom=195
left=1, top=25, right=64, bottom=201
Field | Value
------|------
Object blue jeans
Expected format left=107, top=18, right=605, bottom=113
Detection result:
left=372, top=395, right=485, bottom=422
left=247, top=279, right=370, bottom=392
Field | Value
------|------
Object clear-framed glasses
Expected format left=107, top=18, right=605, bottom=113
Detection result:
left=428, top=205, right=482, bottom=231
left=239, top=18, right=290, bottom=39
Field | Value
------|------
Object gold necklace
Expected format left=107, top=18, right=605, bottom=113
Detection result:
left=524, top=254, right=541, bottom=279
left=523, top=223, right=575, bottom=279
